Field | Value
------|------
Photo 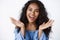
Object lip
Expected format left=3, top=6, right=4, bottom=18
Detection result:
left=29, top=16, right=35, bottom=20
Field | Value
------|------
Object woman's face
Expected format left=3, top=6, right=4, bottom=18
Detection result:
left=26, top=3, right=39, bottom=23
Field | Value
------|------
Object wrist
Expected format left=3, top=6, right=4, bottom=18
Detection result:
left=20, top=26, right=25, bottom=31
left=39, top=28, right=43, bottom=31
left=20, top=27, right=25, bottom=36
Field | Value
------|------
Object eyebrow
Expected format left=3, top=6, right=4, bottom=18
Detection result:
left=28, top=7, right=39, bottom=10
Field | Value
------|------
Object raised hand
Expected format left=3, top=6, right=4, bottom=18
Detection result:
left=10, top=17, right=25, bottom=36
left=39, top=20, right=54, bottom=30
left=10, top=17, right=25, bottom=28
left=38, top=20, right=54, bottom=38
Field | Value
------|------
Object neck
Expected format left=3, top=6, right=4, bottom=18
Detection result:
left=28, top=22, right=35, bottom=25
left=26, top=22, right=36, bottom=31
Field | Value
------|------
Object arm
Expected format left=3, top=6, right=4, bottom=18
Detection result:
left=14, top=28, right=25, bottom=40
left=38, top=29, right=43, bottom=39
left=38, top=20, right=54, bottom=40
left=10, top=17, right=25, bottom=36
left=39, top=32, right=48, bottom=40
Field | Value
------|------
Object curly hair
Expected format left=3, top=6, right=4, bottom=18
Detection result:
left=19, top=0, right=51, bottom=38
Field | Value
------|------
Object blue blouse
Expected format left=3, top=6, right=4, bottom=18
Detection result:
left=14, top=28, right=48, bottom=40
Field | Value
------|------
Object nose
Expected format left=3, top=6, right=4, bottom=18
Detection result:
left=31, top=11, right=35, bottom=15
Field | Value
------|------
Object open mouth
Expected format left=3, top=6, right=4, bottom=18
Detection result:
left=29, top=16, right=35, bottom=20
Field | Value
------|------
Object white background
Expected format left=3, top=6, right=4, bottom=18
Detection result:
left=0, top=0, right=60, bottom=40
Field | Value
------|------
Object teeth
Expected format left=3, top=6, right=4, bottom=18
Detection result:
left=30, top=16, right=34, bottom=18
left=29, top=16, right=35, bottom=20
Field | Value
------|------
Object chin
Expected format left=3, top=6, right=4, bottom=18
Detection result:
left=28, top=20, right=35, bottom=23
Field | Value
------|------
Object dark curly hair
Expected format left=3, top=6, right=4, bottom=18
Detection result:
left=18, top=0, right=51, bottom=39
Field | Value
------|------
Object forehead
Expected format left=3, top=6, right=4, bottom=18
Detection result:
left=28, top=3, right=39, bottom=9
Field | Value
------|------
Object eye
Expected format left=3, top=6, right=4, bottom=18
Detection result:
left=28, top=8, right=32, bottom=11
left=35, top=10, right=39, bottom=12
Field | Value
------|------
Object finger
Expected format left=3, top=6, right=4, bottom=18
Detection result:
left=49, top=20, right=54, bottom=26
left=10, top=17, right=18, bottom=25
left=18, top=20, right=22, bottom=24
left=39, top=20, right=54, bottom=30
left=10, top=17, right=17, bottom=22
left=42, top=20, right=53, bottom=29
left=10, top=17, right=20, bottom=24
left=42, top=22, right=45, bottom=24
left=41, top=22, right=45, bottom=25
left=46, top=20, right=53, bottom=25
left=46, top=20, right=51, bottom=24
left=39, top=22, right=45, bottom=27
left=46, top=20, right=54, bottom=28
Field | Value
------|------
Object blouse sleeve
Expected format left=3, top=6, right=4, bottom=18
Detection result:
left=14, top=28, right=25, bottom=40
left=33, top=30, right=48, bottom=40
left=39, top=32, right=48, bottom=40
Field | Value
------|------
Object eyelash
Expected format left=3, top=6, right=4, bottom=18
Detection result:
left=28, top=9, right=39, bottom=12
left=36, top=10, right=39, bottom=12
left=29, top=9, right=32, bottom=11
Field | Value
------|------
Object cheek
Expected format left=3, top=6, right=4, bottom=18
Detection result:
left=26, top=10, right=31, bottom=16
left=26, top=11, right=30, bottom=18
left=35, top=13, right=39, bottom=17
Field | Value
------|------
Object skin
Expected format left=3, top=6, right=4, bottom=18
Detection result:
left=26, top=3, right=39, bottom=31
left=10, top=3, right=54, bottom=39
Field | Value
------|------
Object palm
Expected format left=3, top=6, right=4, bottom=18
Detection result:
left=10, top=17, right=24, bottom=28
left=39, top=20, right=54, bottom=30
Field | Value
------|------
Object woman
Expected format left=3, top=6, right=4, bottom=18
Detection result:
left=10, top=0, right=54, bottom=40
